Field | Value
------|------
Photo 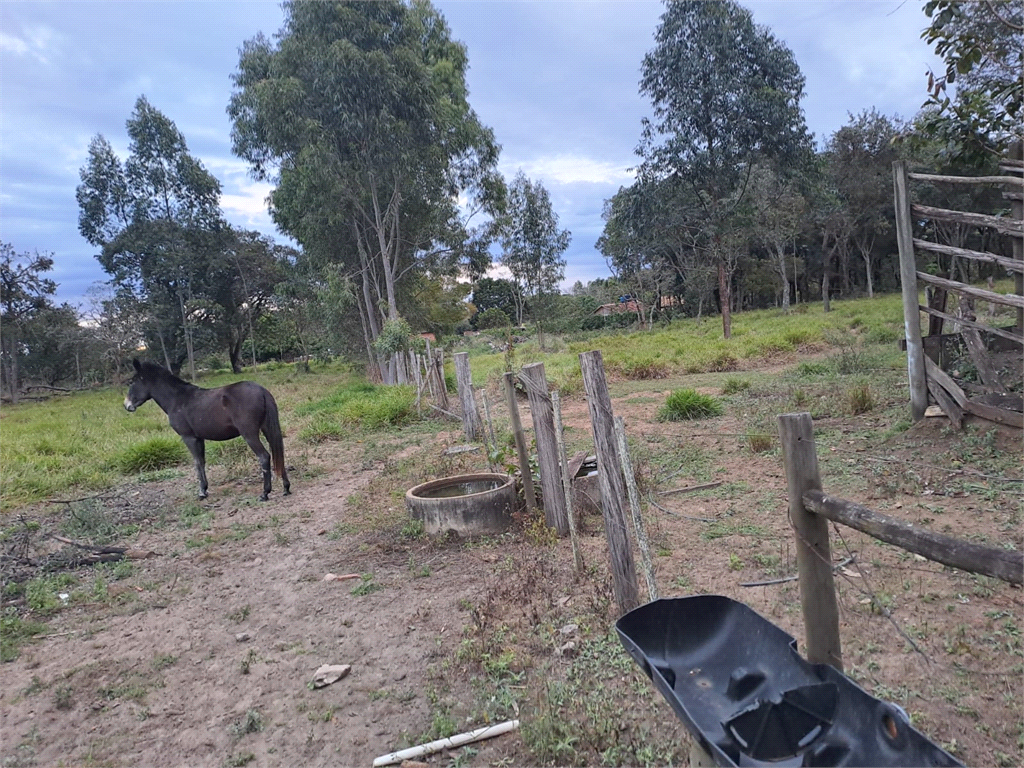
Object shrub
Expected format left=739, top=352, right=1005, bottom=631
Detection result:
left=115, top=437, right=187, bottom=473
left=659, top=389, right=724, bottom=421
left=477, top=307, right=511, bottom=330
left=618, top=357, right=670, bottom=380
left=848, top=384, right=875, bottom=415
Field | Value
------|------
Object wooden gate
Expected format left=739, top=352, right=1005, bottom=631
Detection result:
left=892, top=157, right=1023, bottom=428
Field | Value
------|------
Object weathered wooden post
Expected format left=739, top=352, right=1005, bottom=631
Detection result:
left=615, top=416, right=658, bottom=601
left=502, top=372, right=537, bottom=514
left=1006, top=145, right=1024, bottom=331
left=453, top=352, right=482, bottom=441
left=893, top=159, right=929, bottom=421
left=778, top=412, right=843, bottom=672
left=579, top=350, right=639, bottom=615
left=520, top=363, right=569, bottom=535
left=552, top=391, right=584, bottom=574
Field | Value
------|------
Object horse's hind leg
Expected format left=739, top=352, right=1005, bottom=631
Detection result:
left=242, top=433, right=273, bottom=501
left=182, top=437, right=209, bottom=499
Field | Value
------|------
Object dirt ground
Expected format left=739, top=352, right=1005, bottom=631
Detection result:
left=1, top=357, right=1022, bottom=768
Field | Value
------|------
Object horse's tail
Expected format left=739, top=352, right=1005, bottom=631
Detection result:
left=263, top=390, right=286, bottom=478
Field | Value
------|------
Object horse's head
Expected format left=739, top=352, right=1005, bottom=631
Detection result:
left=124, top=358, right=151, bottom=412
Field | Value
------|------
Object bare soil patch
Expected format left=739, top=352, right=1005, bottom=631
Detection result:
left=2, top=359, right=1021, bottom=768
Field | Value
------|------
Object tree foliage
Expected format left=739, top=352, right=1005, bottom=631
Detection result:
left=637, top=0, right=811, bottom=337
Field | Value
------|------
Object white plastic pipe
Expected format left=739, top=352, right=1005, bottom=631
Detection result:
left=372, top=719, right=520, bottom=767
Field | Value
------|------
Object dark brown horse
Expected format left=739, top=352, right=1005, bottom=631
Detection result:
left=124, top=359, right=291, bottom=501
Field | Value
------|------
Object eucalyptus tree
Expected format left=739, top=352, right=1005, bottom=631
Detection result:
left=747, top=164, right=807, bottom=312
left=825, top=110, right=903, bottom=298
left=637, top=0, right=810, bottom=337
left=76, top=96, right=227, bottom=378
left=498, top=172, right=570, bottom=346
left=0, top=244, right=58, bottom=402
left=228, top=0, right=503, bottom=381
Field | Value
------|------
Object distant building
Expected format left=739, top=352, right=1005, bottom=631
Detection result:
left=593, top=299, right=643, bottom=317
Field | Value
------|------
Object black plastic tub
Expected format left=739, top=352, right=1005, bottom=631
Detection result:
left=616, top=595, right=963, bottom=767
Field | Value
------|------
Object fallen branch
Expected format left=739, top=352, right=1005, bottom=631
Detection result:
left=51, top=535, right=158, bottom=561
left=647, top=495, right=714, bottom=523
left=373, top=719, right=520, bottom=767
left=740, top=556, right=855, bottom=588
left=429, top=404, right=461, bottom=420
left=658, top=481, right=722, bottom=496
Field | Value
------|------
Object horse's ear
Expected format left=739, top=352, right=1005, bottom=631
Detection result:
left=133, top=358, right=141, bottom=372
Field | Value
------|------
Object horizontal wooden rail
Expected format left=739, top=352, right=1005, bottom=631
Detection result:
left=918, top=305, right=1023, bottom=345
left=916, top=271, right=1024, bottom=309
left=925, top=356, right=1024, bottom=428
left=909, top=172, right=1024, bottom=186
left=803, top=489, right=1023, bottom=585
left=913, top=239, right=1024, bottom=274
left=912, top=203, right=1024, bottom=238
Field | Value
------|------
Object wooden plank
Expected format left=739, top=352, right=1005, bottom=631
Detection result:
left=1004, top=191, right=1024, bottom=202
left=894, top=160, right=929, bottom=421
left=926, top=375, right=964, bottom=429
left=926, top=283, right=947, bottom=336
left=453, top=352, right=482, bottom=441
left=924, top=356, right=970, bottom=408
left=911, top=203, right=1024, bottom=238
left=579, top=350, right=640, bottom=615
left=916, top=272, right=1024, bottom=309
left=552, top=392, right=584, bottom=574
left=912, top=239, right=1024, bottom=275
left=961, top=328, right=1005, bottom=390
left=919, top=305, right=1023, bottom=345
left=804, top=489, right=1023, bottom=585
left=963, top=398, right=1024, bottom=429
left=502, top=372, right=537, bottom=514
left=520, top=363, right=569, bottom=535
left=566, top=450, right=589, bottom=483
left=908, top=172, right=1024, bottom=186
left=778, top=413, right=843, bottom=672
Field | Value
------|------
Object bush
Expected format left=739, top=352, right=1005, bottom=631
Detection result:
left=476, top=307, right=511, bottom=330
left=848, top=384, right=875, bottom=415
left=116, top=436, right=187, bottom=473
left=658, top=389, right=724, bottom=421
left=618, top=357, right=670, bottom=380
left=721, top=377, right=751, bottom=395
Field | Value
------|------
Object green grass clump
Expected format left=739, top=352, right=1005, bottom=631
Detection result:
left=658, top=389, right=724, bottom=421
left=297, top=381, right=416, bottom=434
left=0, top=608, right=48, bottom=662
left=722, top=377, right=751, bottom=395
left=115, top=436, right=187, bottom=473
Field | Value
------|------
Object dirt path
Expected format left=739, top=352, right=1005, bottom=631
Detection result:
left=2, top=367, right=1021, bottom=768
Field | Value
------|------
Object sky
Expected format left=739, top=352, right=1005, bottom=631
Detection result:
left=0, top=0, right=946, bottom=310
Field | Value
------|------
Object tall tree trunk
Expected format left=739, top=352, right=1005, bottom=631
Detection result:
left=717, top=258, right=732, bottom=339
left=773, top=245, right=791, bottom=312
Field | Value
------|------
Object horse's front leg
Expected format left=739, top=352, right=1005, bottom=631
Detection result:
left=182, top=437, right=209, bottom=499
left=242, top=434, right=272, bottom=501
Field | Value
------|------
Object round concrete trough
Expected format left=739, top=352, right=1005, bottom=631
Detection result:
left=405, top=472, right=517, bottom=537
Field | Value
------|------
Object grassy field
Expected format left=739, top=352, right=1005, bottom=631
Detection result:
left=2, top=289, right=1016, bottom=512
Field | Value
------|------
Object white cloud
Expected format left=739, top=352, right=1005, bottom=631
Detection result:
left=0, top=32, right=29, bottom=55
left=0, top=25, right=62, bottom=64
left=503, top=155, right=635, bottom=187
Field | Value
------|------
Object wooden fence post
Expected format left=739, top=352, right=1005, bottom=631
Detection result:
left=552, top=391, right=584, bottom=574
left=893, top=159, right=929, bottom=421
left=615, top=416, right=658, bottom=601
left=453, top=352, right=482, bottom=441
left=1007, top=145, right=1024, bottom=331
left=579, top=350, right=639, bottom=615
left=778, top=412, right=843, bottom=672
left=502, top=372, right=537, bottom=514
left=520, top=363, right=569, bottom=535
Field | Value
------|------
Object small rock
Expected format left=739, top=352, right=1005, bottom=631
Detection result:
left=235, top=632, right=251, bottom=642
left=559, top=623, right=578, bottom=636
left=556, top=641, right=576, bottom=657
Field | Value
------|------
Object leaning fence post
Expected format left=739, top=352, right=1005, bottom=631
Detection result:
left=520, top=363, right=569, bottom=535
left=453, top=352, right=482, bottom=441
left=778, top=412, right=843, bottom=672
left=614, top=416, right=658, bottom=601
left=893, top=160, right=928, bottom=421
left=579, top=350, right=639, bottom=615
left=552, top=391, right=584, bottom=575
left=503, top=372, right=537, bottom=514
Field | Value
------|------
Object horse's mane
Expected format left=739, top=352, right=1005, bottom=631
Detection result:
left=136, top=360, right=190, bottom=387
